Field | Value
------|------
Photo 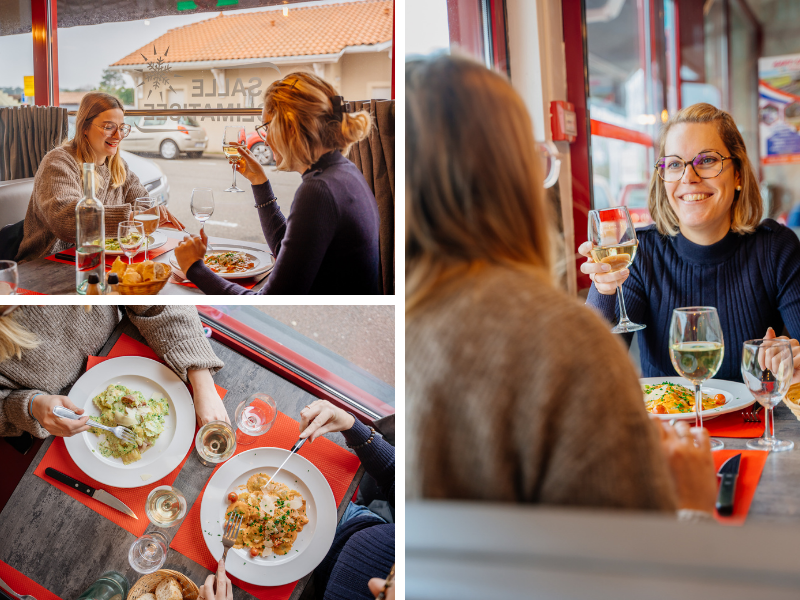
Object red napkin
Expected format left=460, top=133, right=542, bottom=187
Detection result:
left=33, top=334, right=227, bottom=537
left=170, top=412, right=362, bottom=600
left=44, top=238, right=178, bottom=267
left=172, top=274, right=265, bottom=290
left=713, top=450, right=769, bottom=525
left=16, top=288, right=46, bottom=295
left=703, top=408, right=765, bottom=438
left=0, top=560, right=63, bottom=600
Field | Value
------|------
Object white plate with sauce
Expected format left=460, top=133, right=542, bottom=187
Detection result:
left=641, top=376, right=755, bottom=421
left=199, top=447, right=336, bottom=586
left=169, top=244, right=274, bottom=280
left=105, top=230, right=168, bottom=255
left=64, top=356, right=195, bottom=488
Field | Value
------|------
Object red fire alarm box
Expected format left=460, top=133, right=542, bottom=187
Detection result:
left=550, top=100, right=577, bottom=143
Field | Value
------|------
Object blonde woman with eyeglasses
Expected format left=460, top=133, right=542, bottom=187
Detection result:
left=16, top=92, right=184, bottom=262
left=582, top=102, right=800, bottom=383
left=174, top=72, right=379, bottom=295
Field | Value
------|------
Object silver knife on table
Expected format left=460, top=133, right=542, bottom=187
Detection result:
left=716, top=453, right=742, bottom=516
left=45, top=467, right=138, bottom=519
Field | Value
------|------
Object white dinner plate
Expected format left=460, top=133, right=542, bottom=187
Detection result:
left=169, top=244, right=274, bottom=280
left=64, top=356, right=195, bottom=488
left=640, top=376, right=755, bottom=421
left=199, top=448, right=337, bottom=586
left=105, top=230, right=169, bottom=255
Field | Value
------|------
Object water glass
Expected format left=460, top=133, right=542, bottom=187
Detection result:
left=195, top=420, right=236, bottom=467
left=235, top=393, right=278, bottom=445
left=128, top=530, right=168, bottom=574
left=0, top=260, right=18, bottom=295
left=742, top=339, right=794, bottom=452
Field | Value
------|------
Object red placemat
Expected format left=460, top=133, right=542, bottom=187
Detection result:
left=33, top=334, right=228, bottom=537
left=171, top=412, right=362, bottom=600
left=171, top=274, right=265, bottom=290
left=44, top=238, right=178, bottom=267
left=0, top=560, right=63, bottom=600
left=713, top=450, right=769, bottom=525
left=16, top=288, right=46, bottom=295
left=704, top=408, right=765, bottom=438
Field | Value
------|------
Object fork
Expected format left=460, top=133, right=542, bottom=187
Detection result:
left=53, top=406, right=136, bottom=444
left=0, top=576, right=37, bottom=600
left=221, top=512, right=244, bottom=561
left=743, top=403, right=764, bottom=423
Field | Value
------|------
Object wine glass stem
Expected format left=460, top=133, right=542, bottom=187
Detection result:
left=616, top=284, right=632, bottom=325
left=695, top=383, right=703, bottom=429
left=764, top=406, right=774, bottom=443
left=231, top=163, right=237, bottom=188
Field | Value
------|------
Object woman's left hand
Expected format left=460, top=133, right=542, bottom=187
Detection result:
left=175, top=229, right=208, bottom=274
left=188, top=369, right=230, bottom=427
left=158, top=206, right=186, bottom=231
left=763, top=327, right=800, bottom=384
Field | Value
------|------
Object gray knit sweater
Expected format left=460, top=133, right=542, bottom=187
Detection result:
left=16, top=145, right=148, bottom=262
left=0, top=306, right=224, bottom=438
left=406, top=266, right=678, bottom=511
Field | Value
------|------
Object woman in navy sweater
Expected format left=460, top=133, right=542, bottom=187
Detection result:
left=175, top=73, right=380, bottom=295
left=583, top=103, right=800, bottom=382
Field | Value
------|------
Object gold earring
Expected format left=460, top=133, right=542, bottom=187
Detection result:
left=736, top=186, right=742, bottom=191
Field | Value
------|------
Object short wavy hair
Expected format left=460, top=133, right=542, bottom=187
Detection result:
left=648, top=102, right=762, bottom=236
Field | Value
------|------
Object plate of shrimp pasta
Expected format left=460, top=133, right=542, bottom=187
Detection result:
left=199, top=447, right=336, bottom=585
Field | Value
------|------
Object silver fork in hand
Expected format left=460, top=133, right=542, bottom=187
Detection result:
left=221, top=512, right=244, bottom=561
left=52, top=406, right=136, bottom=444
left=0, top=575, right=38, bottom=600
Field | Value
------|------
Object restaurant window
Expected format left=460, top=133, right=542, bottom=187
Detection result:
left=0, top=0, right=34, bottom=107
left=198, top=305, right=395, bottom=421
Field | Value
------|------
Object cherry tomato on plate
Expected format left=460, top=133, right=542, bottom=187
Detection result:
left=228, top=492, right=238, bottom=503
left=714, top=394, right=726, bottom=406
left=250, top=547, right=260, bottom=557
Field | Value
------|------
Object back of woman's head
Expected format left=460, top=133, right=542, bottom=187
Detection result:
left=406, top=54, right=551, bottom=313
left=263, top=72, right=371, bottom=171
left=0, top=309, right=39, bottom=363
left=63, top=91, right=126, bottom=189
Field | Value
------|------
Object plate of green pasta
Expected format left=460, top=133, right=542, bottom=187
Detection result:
left=63, top=356, right=195, bottom=488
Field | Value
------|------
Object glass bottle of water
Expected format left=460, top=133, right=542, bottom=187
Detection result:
left=75, top=571, right=129, bottom=600
left=75, top=163, right=105, bottom=294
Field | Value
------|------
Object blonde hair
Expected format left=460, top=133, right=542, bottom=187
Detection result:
left=263, top=72, right=371, bottom=171
left=0, top=311, right=39, bottom=362
left=406, top=55, right=552, bottom=315
left=62, top=91, right=127, bottom=190
left=649, top=102, right=762, bottom=236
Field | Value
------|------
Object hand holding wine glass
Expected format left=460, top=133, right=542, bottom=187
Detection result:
left=223, top=126, right=246, bottom=193
left=117, top=221, right=145, bottom=266
left=669, top=306, right=725, bottom=450
left=190, top=188, right=215, bottom=252
left=587, top=207, right=645, bottom=333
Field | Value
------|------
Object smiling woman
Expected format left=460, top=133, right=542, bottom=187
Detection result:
left=583, top=103, right=800, bottom=383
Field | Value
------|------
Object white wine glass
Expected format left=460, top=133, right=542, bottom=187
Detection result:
left=234, top=393, right=277, bottom=446
left=190, top=188, right=215, bottom=252
left=669, top=306, right=725, bottom=450
left=145, top=485, right=187, bottom=528
left=588, top=207, right=645, bottom=333
left=133, top=197, right=158, bottom=261
left=195, top=420, right=236, bottom=467
left=223, top=126, right=246, bottom=193
left=0, top=261, right=18, bottom=295
left=742, top=339, right=794, bottom=452
left=117, top=221, right=144, bottom=266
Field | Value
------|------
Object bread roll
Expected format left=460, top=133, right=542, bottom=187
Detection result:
left=122, top=269, right=142, bottom=284
left=139, top=593, right=157, bottom=600
left=155, top=577, right=182, bottom=600
left=111, top=257, right=126, bottom=277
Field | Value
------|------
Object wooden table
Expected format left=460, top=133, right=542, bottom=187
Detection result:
left=16, top=231, right=272, bottom=295
left=0, top=317, right=364, bottom=600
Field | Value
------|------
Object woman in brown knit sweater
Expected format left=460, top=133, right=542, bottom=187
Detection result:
left=0, top=305, right=228, bottom=439
left=405, top=55, right=716, bottom=515
left=16, top=92, right=183, bottom=262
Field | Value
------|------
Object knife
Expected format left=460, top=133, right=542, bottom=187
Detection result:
left=716, top=453, right=742, bottom=516
left=265, top=437, right=308, bottom=487
left=45, top=467, right=138, bottom=519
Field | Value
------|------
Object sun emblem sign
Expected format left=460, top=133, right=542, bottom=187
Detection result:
left=136, top=45, right=183, bottom=101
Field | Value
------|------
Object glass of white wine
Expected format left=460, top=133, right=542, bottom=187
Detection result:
left=128, top=531, right=168, bottom=574
left=669, top=306, right=725, bottom=450
left=587, top=207, right=645, bottom=333
left=741, top=339, right=794, bottom=452
left=223, top=126, right=246, bottom=193
left=117, top=221, right=144, bottom=266
left=133, top=197, right=159, bottom=261
left=195, top=420, right=236, bottom=467
left=146, top=485, right=187, bottom=528
left=235, top=393, right=278, bottom=446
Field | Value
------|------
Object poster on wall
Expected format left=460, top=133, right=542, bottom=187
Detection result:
left=759, top=54, right=800, bottom=164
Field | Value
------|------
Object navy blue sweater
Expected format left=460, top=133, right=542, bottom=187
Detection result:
left=586, top=220, right=800, bottom=381
left=187, top=151, right=380, bottom=295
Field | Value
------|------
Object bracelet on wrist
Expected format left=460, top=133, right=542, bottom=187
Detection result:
left=346, top=426, right=377, bottom=450
left=254, top=196, right=277, bottom=209
left=29, top=393, right=43, bottom=419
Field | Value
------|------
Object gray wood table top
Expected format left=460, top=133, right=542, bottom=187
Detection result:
left=16, top=230, right=272, bottom=295
left=0, top=318, right=364, bottom=600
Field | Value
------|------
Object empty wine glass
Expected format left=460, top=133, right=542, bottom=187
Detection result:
left=742, top=339, right=794, bottom=452
left=133, top=197, right=158, bottom=261
left=128, top=530, right=168, bottom=574
left=191, top=188, right=215, bottom=252
left=0, top=261, right=18, bottom=295
left=234, top=393, right=277, bottom=446
left=117, top=221, right=144, bottom=266
left=223, top=126, right=246, bottom=193
left=669, top=306, right=725, bottom=450
left=587, top=207, right=645, bottom=333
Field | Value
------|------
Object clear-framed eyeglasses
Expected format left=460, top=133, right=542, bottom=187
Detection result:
left=255, top=121, right=269, bottom=141
left=654, top=151, right=734, bottom=182
left=92, top=121, right=132, bottom=138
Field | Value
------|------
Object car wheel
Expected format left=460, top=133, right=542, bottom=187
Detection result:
left=160, top=139, right=179, bottom=160
left=187, top=152, right=203, bottom=159
left=251, top=142, right=274, bottom=166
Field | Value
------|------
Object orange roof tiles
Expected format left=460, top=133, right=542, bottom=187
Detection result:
left=111, top=0, right=392, bottom=66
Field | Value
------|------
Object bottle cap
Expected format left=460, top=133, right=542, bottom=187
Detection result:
left=108, top=273, right=119, bottom=284
left=88, top=274, right=99, bottom=284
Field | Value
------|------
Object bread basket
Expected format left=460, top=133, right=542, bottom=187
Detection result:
left=128, top=569, right=200, bottom=600
left=117, top=264, right=172, bottom=295
left=784, top=383, right=800, bottom=421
